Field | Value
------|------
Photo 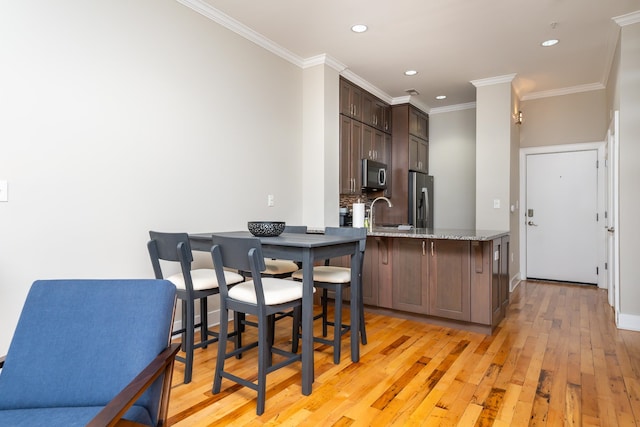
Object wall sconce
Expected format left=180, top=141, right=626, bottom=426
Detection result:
left=514, top=110, right=523, bottom=125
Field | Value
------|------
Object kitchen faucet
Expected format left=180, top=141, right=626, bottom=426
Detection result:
left=368, top=196, right=393, bottom=231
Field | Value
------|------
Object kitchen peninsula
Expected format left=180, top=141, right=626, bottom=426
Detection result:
left=361, top=227, right=510, bottom=334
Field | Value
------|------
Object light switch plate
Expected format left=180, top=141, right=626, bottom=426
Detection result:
left=493, top=199, right=500, bottom=209
left=0, top=180, right=7, bottom=202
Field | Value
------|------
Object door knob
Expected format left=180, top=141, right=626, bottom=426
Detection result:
left=528, top=221, right=538, bottom=226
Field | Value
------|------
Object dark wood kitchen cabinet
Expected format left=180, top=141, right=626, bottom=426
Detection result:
left=362, top=236, right=392, bottom=307
left=470, top=236, right=510, bottom=327
left=382, top=103, right=429, bottom=224
left=391, top=238, right=429, bottom=314
left=362, top=124, right=386, bottom=163
left=339, top=77, right=392, bottom=198
left=340, top=115, right=362, bottom=194
left=340, top=79, right=362, bottom=121
left=361, top=233, right=509, bottom=333
left=428, top=240, right=470, bottom=321
left=363, top=94, right=392, bottom=133
left=409, top=108, right=429, bottom=140
left=409, top=134, right=429, bottom=173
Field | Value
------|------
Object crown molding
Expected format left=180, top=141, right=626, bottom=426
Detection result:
left=340, top=70, right=393, bottom=104
left=429, top=102, right=477, bottom=115
left=613, top=10, right=640, bottom=26
left=521, top=82, right=605, bottom=101
left=176, top=0, right=304, bottom=67
left=303, top=54, right=347, bottom=72
left=470, top=74, right=517, bottom=87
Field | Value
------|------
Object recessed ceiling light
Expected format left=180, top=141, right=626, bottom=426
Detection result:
left=541, top=39, right=559, bottom=47
left=404, top=70, right=418, bottom=76
left=351, top=24, right=368, bottom=33
left=435, top=95, right=447, bottom=100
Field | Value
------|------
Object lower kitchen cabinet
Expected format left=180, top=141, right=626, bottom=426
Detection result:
left=362, top=234, right=509, bottom=331
left=469, top=236, right=510, bottom=327
left=428, top=240, right=470, bottom=321
left=363, top=237, right=392, bottom=307
left=391, top=238, right=429, bottom=314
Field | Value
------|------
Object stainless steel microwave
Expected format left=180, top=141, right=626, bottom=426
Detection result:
left=361, top=159, right=387, bottom=191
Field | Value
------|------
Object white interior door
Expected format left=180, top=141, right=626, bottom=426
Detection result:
left=526, top=150, right=599, bottom=284
left=606, top=111, right=620, bottom=316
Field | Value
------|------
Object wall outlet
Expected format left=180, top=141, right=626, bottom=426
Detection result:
left=0, top=180, right=7, bottom=202
left=493, top=199, right=500, bottom=209
left=267, top=194, right=274, bottom=207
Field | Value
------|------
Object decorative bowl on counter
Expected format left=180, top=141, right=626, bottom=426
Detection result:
left=247, top=221, right=286, bottom=237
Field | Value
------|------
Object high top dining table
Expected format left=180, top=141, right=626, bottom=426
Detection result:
left=189, top=230, right=362, bottom=396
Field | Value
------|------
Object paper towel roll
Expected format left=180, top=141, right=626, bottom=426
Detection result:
left=353, top=202, right=365, bottom=228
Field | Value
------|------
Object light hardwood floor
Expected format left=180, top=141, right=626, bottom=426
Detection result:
left=166, top=280, right=640, bottom=426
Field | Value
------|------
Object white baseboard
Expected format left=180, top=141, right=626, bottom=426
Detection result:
left=510, top=273, right=521, bottom=292
left=617, top=313, right=640, bottom=332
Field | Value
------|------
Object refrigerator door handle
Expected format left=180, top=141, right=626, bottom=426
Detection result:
left=422, top=187, right=429, bottom=228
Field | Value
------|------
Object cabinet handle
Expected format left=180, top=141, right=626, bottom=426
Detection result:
left=422, top=241, right=425, bottom=256
left=431, top=241, right=434, bottom=256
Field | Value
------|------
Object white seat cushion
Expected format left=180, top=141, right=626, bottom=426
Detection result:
left=263, top=258, right=299, bottom=275
left=291, top=266, right=352, bottom=284
left=167, top=268, right=244, bottom=291
left=228, top=277, right=310, bottom=305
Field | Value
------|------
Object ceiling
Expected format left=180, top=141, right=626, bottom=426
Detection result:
left=194, top=0, right=638, bottom=112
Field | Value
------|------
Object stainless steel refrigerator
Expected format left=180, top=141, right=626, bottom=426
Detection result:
left=408, top=171, right=434, bottom=229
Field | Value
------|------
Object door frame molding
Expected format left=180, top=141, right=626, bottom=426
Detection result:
left=519, top=141, right=606, bottom=287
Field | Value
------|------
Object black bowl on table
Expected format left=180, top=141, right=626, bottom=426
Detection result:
left=247, top=221, right=286, bottom=237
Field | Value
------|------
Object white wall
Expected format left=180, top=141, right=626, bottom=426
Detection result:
left=0, top=1, right=305, bottom=354
left=301, top=64, right=340, bottom=229
left=475, top=80, right=513, bottom=231
left=520, top=90, right=608, bottom=148
left=429, top=107, right=476, bottom=229
left=617, top=20, right=640, bottom=325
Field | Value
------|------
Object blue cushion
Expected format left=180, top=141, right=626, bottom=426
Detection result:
left=0, top=405, right=152, bottom=426
left=0, top=279, right=176, bottom=426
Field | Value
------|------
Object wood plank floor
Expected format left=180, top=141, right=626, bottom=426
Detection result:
left=166, top=280, right=640, bottom=426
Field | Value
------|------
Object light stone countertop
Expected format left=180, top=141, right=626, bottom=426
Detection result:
left=366, top=227, right=509, bottom=241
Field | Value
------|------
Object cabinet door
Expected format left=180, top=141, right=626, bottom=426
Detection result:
left=392, top=238, right=429, bottom=314
left=491, top=238, right=501, bottom=325
left=362, top=125, right=386, bottom=162
left=409, top=136, right=428, bottom=173
left=417, top=138, right=428, bottom=173
left=340, top=116, right=362, bottom=194
left=490, top=236, right=510, bottom=327
left=500, top=236, right=510, bottom=311
left=383, top=133, right=392, bottom=198
left=362, top=93, right=376, bottom=127
left=428, top=240, right=470, bottom=321
left=340, top=80, right=362, bottom=120
left=409, top=135, right=428, bottom=172
left=362, top=125, right=375, bottom=161
left=378, top=101, right=391, bottom=133
left=409, top=108, right=429, bottom=140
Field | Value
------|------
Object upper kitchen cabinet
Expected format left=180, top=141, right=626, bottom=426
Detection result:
left=382, top=103, right=429, bottom=224
left=409, top=108, right=429, bottom=140
left=340, top=115, right=362, bottom=194
left=409, top=134, right=429, bottom=173
left=362, top=94, right=392, bottom=133
left=362, top=125, right=386, bottom=163
left=340, top=79, right=363, bottom=121
left=339, top=77, right=392, bottom=196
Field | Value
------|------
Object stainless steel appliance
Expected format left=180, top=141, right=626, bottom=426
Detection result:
left=361, top=159, right=387, bottom=191
left=408, top=171, right=434, bottom=228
